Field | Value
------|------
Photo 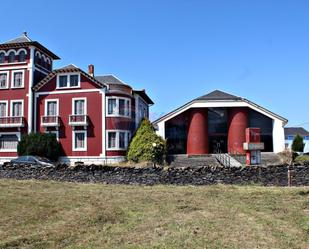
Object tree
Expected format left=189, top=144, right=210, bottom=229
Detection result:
left=17, top=132, right=61, bottom=161
left=127, top=119, right=166, bottom=164
left=291, top=134, right=304, bottom=152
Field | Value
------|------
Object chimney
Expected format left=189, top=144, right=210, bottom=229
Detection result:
left=88, top=64, right=94, bottom=77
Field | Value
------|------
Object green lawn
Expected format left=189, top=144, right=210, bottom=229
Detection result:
left=0, top=179, right=308, bottom=249
left=295, top=155, right=309, bottom=162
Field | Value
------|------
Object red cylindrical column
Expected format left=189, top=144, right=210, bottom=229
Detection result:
left=187, top=108, right=208, bottom=155
left=227, top=107, right=248, bottom=154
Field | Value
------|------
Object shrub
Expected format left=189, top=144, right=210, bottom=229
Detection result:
left=17, top=132, right=61, bottom=161
left=127, top=119, right=166, bottom=164
left=292, top=134, right=304, bottom=152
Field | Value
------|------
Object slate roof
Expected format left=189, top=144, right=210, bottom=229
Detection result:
left=196, top=90, right=242, bottom=101
left=95, top=75, right=126, bottom=85
left=0, top=32, right=60, bottom=59
left=284, top=127, right=309, bottom=136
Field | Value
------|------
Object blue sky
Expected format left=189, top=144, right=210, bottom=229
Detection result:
left=1, top=0, right=309, bottom=129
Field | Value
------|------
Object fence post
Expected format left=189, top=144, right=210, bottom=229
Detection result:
left=287, top=165, right=292, bottom=187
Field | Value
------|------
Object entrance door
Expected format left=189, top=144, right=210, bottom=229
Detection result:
left=210, top=136, right=227, bottom=154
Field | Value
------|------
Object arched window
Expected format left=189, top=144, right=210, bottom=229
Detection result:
left=0, top=52, right=5, bottom=64
left=8, top=51, right=15, bottom=63
left=18, top=51, right=26, bottom=62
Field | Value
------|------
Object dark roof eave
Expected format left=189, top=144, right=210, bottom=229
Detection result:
left=0, top=41, right=60, bottom=59
left=133, top=90, right=154, bottom=105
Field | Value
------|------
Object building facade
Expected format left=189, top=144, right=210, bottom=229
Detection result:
left=0, top=34, right=153, bottom=164
left=153, top=90, right=288, bottom=155
left=284, top=127, right=309, bottom=153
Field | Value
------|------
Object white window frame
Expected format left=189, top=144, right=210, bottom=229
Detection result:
left=45, top=130, right=59, bottom=141
left=72, top=97, right=87, bottom=115
left=0, top=71, right=9, bottom=89
left=0, top=132, right=20, bottom=152
left=72, top=130, right=87, bottom=151
left=44, top=99, right=59, bottom=116
left=0, top=100, right=8, bottom=117
left=106, top=130, right=131, bottom=151
left=10, top=100, right=24, bottom=117
left=11, top=70, right=25, bottom=89
left=56, top=73, right=81, bottom=89
left=106, top=96, right=131, bottom=118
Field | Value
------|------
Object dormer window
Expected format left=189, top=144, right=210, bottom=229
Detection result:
left=8, top=51, right=15, bottom=63
left=57, top=73, right=80, bottom=89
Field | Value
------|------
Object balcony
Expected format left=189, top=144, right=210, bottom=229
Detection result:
left=41, top=116, right=60, bottom=128
left=0, top=116, right=24, bottom=128
left=69, top=114, right=88, bottom=127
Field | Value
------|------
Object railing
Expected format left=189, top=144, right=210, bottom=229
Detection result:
left=215, top=153, right=231, bottom=167
left=0, top=116, right=24, bottom=128
left=69, top=114, right=88, bottom=126
left=41, top=116, right=60, bottom=127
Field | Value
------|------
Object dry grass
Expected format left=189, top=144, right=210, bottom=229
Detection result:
left=0, top=180, right=308, bottom=249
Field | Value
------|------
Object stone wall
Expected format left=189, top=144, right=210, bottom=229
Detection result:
left=0, top=162, right=308, bottom=186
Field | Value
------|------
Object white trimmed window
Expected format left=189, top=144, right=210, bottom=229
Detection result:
left=73, top=98, right=86, bottom=115
left=0, top=101, right=8, bottom=117
left=45, top=99, right=59, bottom=116
left=45, top=130, right=59, bottom=141
left=107, top=97, right=131, bottom=117
left=57, top=73, right=80, bottom=89
left=11, top=70, right=24, bottom=88
left=0, top=71, right=8, bottom=89
left=73, top=130, right=87, bottom=151
left=0, top=132, right=20, bottom=152
left=10, top=100, right=23, bottom=117
left=8, top=51, right=15, bottom=63
left=106, top=130, right=131, bottom=150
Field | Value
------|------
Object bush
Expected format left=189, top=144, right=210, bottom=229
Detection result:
left=17, top=132, right=61, bottom=161
left=127, top=119, right=166, bottom=164
left=292, top=134, right=304, bottom=152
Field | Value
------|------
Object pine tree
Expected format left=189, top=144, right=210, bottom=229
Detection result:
left=291, top=134, right=304, bottom=152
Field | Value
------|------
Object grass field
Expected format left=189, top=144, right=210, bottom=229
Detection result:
left=0, top=180, right=308, bottom=249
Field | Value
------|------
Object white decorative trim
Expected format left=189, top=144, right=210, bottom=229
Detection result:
left=6, top=49, right=17, bottom=56
left=16, top=48, right=28, bottom=55
left=10, top=99, right=24, bottom=117
left=0, top=100, right=9, bottom=116
left=36, top=89, right=100, bottom=95
left=11, top=70, right=25, bottom=89
left=0, top=65, right=28, bottom=70
left=72, top=130, right=87, bottom=151
left=106, top=130, right=131, bottom=151
left=0, top=132, right=21, bottom=152
left=28, top=46, right=35, bottom=133
left=106, top=96, right=131, bottom=118
left=100, top=89, right=106, bottom=157
left=56, top=73, right=81, bottom=89
left=0, top=71, right=9, bottom=89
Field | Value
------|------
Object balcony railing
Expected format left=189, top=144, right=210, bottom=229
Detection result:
left=69, top=114, right=88, bottom=126
left=0, top=116, right=24, bottom=128
left=41, top=116, right=60, bottom=127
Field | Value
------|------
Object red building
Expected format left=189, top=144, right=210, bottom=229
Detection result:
left=0, top=33, right=153, bottom=164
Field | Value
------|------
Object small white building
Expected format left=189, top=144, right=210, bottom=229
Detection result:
left=284, top=127, right=309, bottom=153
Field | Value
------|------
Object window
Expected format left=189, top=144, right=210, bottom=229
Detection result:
left=107, top=130, right=131, bottom=150
left=18, top=51, right=26, bottom=62
left=0, top=52, right=5, bottom=64
left=12, top=71, right=24, bottom=88
left=0, top=102, right=7, bottom=117
left=108, top=132, right=116, bottom=148
left=45, top=130, right=59, bottom=141
left=73, top=99, right=86, bottom=115
left=45, top=100, right=58, bottom=116
left=287, top=135, right=294, bottom=140
left=108, top=98, right=117, bottom=115
left=106, top=97, right=131, bottom=117
left=57, top=74, right=80, bottom=88
left=59, top=75, right=68, bottom=88
left=8, top=51, right=15, bottom=63
left=11, top=101, right=23, bottom=117
left=305, top=136, right=309, bottom=140
left=0, top=72, right=8, bottom=89
left=73, top=131, right=87, bottom=151
left=0, top=134, right=19, bottom=151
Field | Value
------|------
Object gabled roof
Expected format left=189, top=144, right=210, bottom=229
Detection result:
left=196, top=90, right=241, bottom=101
left=0, top=32, right=60, bottom=60
left=33, top=64, right=106, bottom=91
left=284, top=127, right=309, bottom=136
left=153, top=89, right=288, bottom=125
